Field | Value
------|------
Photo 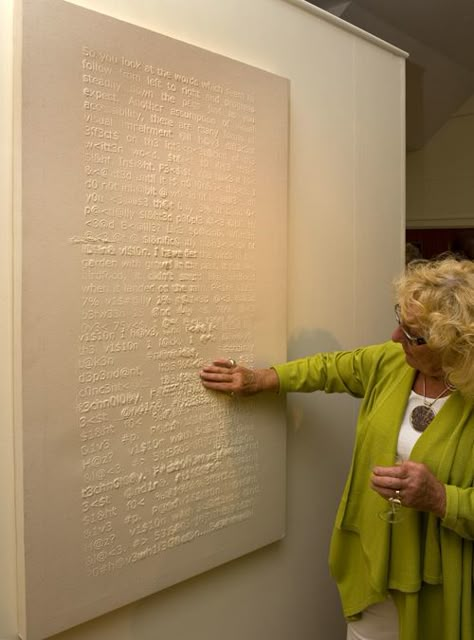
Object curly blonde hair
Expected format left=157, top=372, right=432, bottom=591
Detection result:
left=394, top=257, right=474, bottom=397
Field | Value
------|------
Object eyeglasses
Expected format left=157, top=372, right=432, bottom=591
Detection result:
left=394, top=304, right=426, bottom=346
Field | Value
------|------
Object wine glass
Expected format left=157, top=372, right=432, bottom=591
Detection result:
left=377, top=454, right=405, bottom=524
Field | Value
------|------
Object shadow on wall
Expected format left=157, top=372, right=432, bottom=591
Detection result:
left=284, top=328, right=357, bottom=531
left=285, top=328, right=344, bottom=433
left=287, top=328, right=342, bottom=362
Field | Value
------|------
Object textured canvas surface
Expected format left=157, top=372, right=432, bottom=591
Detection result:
left=17, top=0, right=288, bottom=637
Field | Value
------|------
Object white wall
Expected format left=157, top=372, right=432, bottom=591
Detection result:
left=1, top=1, right=405, bottom=638
left=1, top=0, right=17, bottom=638
left=407, top=94, right=474, bottom=228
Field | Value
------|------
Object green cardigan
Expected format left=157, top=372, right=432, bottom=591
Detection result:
left=273, top=341, right=474, bottom=640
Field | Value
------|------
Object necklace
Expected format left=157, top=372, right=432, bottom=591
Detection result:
left=409, top=374, right=451, bottom=432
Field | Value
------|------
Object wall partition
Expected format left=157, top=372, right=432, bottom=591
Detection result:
left=1, top=1, right=405, bottom=639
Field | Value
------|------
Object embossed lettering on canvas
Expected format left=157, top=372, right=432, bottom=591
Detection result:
left=17, top=0, right=288, bottom=637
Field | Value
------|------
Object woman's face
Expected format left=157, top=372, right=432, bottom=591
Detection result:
left=391, top=306, right=444, bottom=378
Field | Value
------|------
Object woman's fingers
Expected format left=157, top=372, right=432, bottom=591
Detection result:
left=200, top=359, right=240, bottom=393
left=199, top=361, right=278, bottom=396
left=199, top=359, right=257, bottom=396
left=371, top=461, right=446, bottom=515
left=200, top=359, right=237, bottom=373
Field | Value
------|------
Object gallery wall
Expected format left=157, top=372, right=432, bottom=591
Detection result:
left=1, top=0, right=17, bottom=638
left=407, top=93, right=474, bottom=229
left=0, top=1, right=405, bottom=639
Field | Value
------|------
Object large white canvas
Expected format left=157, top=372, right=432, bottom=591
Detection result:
left=16, top=1, right=288, bottom=637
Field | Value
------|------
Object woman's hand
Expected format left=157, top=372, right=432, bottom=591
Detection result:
left=199, top=359, right=279, bottom=397
left=371, top=461, right=446, bottom=518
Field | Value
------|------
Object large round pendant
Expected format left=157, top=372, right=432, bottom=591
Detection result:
left=410, top=405, right=436, bottom=432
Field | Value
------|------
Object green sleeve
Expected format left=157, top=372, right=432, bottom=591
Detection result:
left=272, top=343, right=389, bottom=398
left=442, top=484, right=474, bottom=540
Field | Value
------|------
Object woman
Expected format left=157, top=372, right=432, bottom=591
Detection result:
left=199, top=257, right=474, bottom=640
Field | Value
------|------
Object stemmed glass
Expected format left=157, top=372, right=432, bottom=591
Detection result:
left=377, top=455, right=405, bottom=524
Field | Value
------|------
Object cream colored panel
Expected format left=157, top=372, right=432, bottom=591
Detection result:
left=353, top=40, right=405, bottom=344
left=17, top=1, right=288, bottom=638
left=0, top=0, right=17, bottom=638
